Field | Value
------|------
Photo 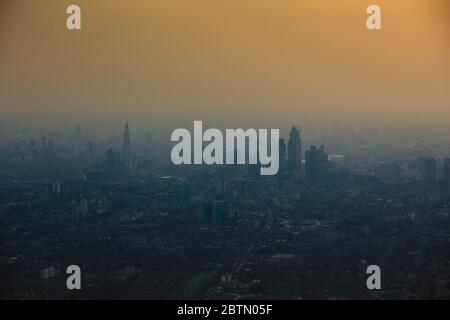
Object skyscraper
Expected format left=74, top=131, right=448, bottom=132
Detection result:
left=76, top=124, right=81, bottom=140
left=279, top=138, right=286, bottom=172
left=122, top=121, right=131, bottom=170
left=305, top=145, right=328, bottom=182
left=287, top=126, right=302, bottom=171
left=80, top=198, right=89, bottom=217
left=75, top=124, right=82, bottom=156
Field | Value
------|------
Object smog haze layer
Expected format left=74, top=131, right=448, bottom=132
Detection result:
left=0, top=0, right=449, bottom=140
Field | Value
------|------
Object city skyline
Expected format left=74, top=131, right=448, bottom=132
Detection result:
left=2, top=117, right=450, bottom=299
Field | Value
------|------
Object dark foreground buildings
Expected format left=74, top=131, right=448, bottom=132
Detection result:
left=0, top=124, right=450, bottom=299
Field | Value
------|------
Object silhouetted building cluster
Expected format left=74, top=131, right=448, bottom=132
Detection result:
left=1, top=122, right=450, bottom=300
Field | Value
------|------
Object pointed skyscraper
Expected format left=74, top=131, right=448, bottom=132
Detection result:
left=75, top=124, right=81, bottom=154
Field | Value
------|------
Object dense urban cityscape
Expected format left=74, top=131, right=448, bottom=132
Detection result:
left=1, top=122, right=449, bottom=299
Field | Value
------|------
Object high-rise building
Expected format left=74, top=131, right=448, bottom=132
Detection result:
left=80, top=198, right=89, bottom=217
left=279, top=138, right=286, bottom=172
left=287, top=126, right=302, bottom=171
left=76, top=124, right=81, bottom=140
left=122, top=122, right=131, bottom=169
left=75, top=124, right=81, bottom=155
left=212, top=201, right=227, bottom=226
left=305, top=145, right=328, bottom=181
left=51, top=181, right=63, bottom=195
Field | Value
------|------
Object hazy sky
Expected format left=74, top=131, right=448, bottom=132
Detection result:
left=0, top=0, right=449, bottom=135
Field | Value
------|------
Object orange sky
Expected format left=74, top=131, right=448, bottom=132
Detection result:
left=0, top=0, right=449, bottom=133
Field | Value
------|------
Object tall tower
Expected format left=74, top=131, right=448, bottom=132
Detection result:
left=287, top=126, right=302, bottom=171
left=123, top=122, right=131, bottom=169
left=279, top=138, right=286, bottom=172
left=76, top=124, right=81, bottom=140
left=305, top=145, right=328, bottom=181
left=75, top=124, right=81, bottom=155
